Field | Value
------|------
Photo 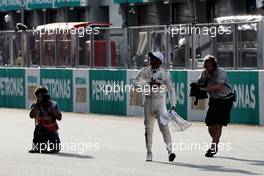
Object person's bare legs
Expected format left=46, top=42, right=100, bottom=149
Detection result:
left=207, top=124, right=222, bottom=155
left=208, top=126, right=214, bottom=138
left=212, top=124, right=222, bottom=151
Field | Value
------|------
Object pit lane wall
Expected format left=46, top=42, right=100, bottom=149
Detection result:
left=0, top=67, right=263, bottom=125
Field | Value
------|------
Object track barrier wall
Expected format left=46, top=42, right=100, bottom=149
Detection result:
left=0, top=67, right=263, bottom=125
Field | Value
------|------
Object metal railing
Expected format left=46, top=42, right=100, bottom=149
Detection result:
left=0, top=20, right=263, bottom=69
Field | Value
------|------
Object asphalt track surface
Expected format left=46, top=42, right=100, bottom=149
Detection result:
left=0, top=108, right=264, bottom=176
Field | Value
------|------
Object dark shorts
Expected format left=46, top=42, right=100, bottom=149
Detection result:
left=205, top=97, right=233, bottom=126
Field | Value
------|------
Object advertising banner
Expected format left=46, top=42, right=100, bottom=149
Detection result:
left=228, top=71, right=259, bottom=125
left=25, top=68, right=40, bottom=109
left=27, top=0, right=53, bottom=10
left=188, top=70, right=209, bottom=121
left=89, top=69, right=126, bottom=115
left=126, top=69, right=144, bottom=116
left=0, top=0, right=22, bottom=11
left=187, top=70, right=208, bottom=121
left=0, top=0, right=85, bottom=11
left=73, top=69, right=89, bottom=112
left=40, top=68, right=73, bottom=112
left=168, top=70, right=188, bottom=120
left=0, top=68, right=25, bottom=108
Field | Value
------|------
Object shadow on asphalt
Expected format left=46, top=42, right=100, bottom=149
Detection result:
left=48, top=152, right=95, bottom=159
left=151, top=161, right=261, bottom=175
left=215, top=156, right=264, bottom=166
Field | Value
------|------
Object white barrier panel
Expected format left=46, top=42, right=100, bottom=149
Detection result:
left=187, top=70, right=208, bottom=121
left=258, top=71, right=264, bottom=125
left=126, top=69, right=144, bottom=116
left=25, top=68, right=40, bottom=109
left=73, top=69, right=89, bottom=113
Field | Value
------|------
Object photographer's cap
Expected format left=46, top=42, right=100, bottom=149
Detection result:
left=148, top=51, right=164, bottom=63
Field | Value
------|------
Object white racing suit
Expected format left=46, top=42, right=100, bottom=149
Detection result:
left=132, top=66, right=176, bottom=154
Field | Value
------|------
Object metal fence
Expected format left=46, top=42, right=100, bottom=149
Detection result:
left=0, top=20, right=263, bottom=69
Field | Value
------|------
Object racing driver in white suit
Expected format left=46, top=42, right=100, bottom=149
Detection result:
left=132, top=51, right=176, bottom=162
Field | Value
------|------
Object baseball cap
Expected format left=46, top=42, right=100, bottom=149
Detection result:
left=148, top=51, right=164, bottom=63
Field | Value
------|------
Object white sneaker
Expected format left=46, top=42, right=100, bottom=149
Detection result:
left=146, top=151, right=153, bottom=162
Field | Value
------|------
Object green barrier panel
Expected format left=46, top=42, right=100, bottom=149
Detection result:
left=0, top=68, right=261, bottom=126
left=0, top=1, right=21, bottom=11
left=89, top=69, right=127, bottom=115
left=166, top=70, right=188, bottom=119
left=0, top=0, right=84, bottom=11
left=0, top=68, right=25, bottom=108
left=114, top=0, right=160, bottom=3
left=114, top=0, right=128, bottom=3
left=228, top=71, right=259, bottom=125
left=54, top=0, right=82, bottom=8
left=27, top=0, right=53, bottom=10
left=40, top=68, right=73, bottom=112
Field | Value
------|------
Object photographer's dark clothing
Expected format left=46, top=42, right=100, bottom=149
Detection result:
left=30, top=100, right=62, bottom=153
left=198, top=67, right=233, bottom=126
left=32, top=125, right=61, bottom=153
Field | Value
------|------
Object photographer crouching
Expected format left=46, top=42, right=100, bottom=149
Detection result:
left=198, top=55, right=234, bottom=157
left=28, top=86, right=62, bottom=154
